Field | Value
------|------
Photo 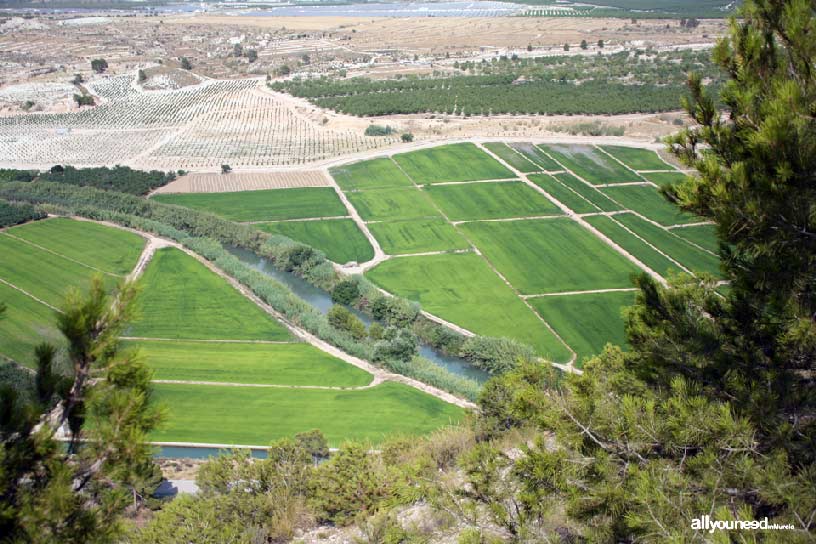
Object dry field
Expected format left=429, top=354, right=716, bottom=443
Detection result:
left=154, top=170, right=333, bottom=194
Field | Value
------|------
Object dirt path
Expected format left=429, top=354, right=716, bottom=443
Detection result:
left=152, top=376, right=384, bottom=391
left=327, top=180, right=389, bottom=273
left=522, top=288, right=638, bottom=299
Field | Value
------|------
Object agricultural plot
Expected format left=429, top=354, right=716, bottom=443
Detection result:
left=330, top=158, right=413, bottom=191
left=367, top=253, right=572, bottom=362
left=528, top=174, right=599, bottom=214
left=0, top=282, right=64, bottom=367
left=599, top=146, right=671, bottom=171
left=529, top=290, right=635, bottom=368
left=426, top=181, right=561, bottom=221
left=672, top=224, right=720, bottom=254
left=152, top=187, right=347, bottom=222
left=554, top=173, right=622, bottom=212
left=345, top=187, right=439, bottom=221
left=150, top=381, right=464, bottom=446
left=600, top=185, right=699, bottom=226
left=483, top=143, right=540, bottom=173
left=393, top=143, right=514, bottom=184
left=368, top=218, right=470, bottom=255
left=542, top=145, right=639, bottom=185
left=460, top=219, right=640, bottom=294
left=126, top=340, right=372, bottom=387
left=641, top=171, right=689, bottom=185
left=509, top=143, right=562, bottom=171
left=128, top=248, right=291, bottom=341
left=257, top=219, right=374, bottom=264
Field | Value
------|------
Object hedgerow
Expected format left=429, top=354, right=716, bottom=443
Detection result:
left=0, top=199, right=46, bottom=228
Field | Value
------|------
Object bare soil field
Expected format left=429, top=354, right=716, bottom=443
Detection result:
left=154, top=170, right=333, bottom=194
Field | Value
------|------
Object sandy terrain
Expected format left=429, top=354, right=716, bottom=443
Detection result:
left=153, top=170, right=332, bottom=194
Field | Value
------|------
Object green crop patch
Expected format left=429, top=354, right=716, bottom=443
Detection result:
left=0, top=282, right=64, bottom=368
left=528, top=174, right=599, bottom=214
left=0, top=235, right=119, bottom=307
left=672, top=224, right=720, bottom=254
left=483, top=143, right=540, bottom=173
left=509, top=143, right=561, bottom=171
left=599, top=146, right=672, bottom=171
left=257, top=219, right=373, bottom=264
left=641, top=171, right=688, bottom=185
left=393, top=143, right=514, bottom=184
left=8, top=218, right=145, bottom=276
left=530, top=290, right=635, bottom=368
left=554, top=173, right=622, bottom=212
left=127, top=340, right=371, bottom=387
left=616, top=214, right=721, bottom=277
left=129, top=248, right=290, bottom=341
left=601, top=185, right=699, bottom=226
left=460, top=218, right=640, bottom=294
left=369, top=218, right=470, bottom=255
left=367, top=253, right=571, bottom=361
left=426, top=182, right=560, bottom=221
left=331, top=157, right=413, bottom=190
left=543, top=144, right=638, bottom=185
left=152, top=187, right=347, bottom=222
left=346, top=187, right=439, bottom=221
left=150, top=381, right=464, bottom=446
left=585, top=215, right=683, bottom=278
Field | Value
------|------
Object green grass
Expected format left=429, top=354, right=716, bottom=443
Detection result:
left=542, top=144, right=638, bottom=185
left=641, top=171, right=689, bottom=185
left=368, top=218, right=470, bottom=255
left=460, top=218, right=640, bottom=294
left=616, top=214, right=722, bottom=277
left=554, top=173, right=622, bottom=212
left=585, top=215, right=684, bottom=278
left=601, top=185, right=699, bottom=226
left=672, top=224, right=720, bottom=254
left=8, top=218, right=145, bottom=276
left=367, top=253, right=571, bottom=361
left=346, top=187, right=439, bottom=221
left=508, top=143, right=562, bottom=171
left=152, top=188, right=347, bottom=222
left=0, top=235, right=119, bottom=307
left=393, top=143, right=515, bottom=184
left=0, top=282, right=63, bottom=368
left=483, top=142, right=540, bottom=173
left=599, top=146, right=672, bottom=171
left=256, top=219, right=373, bottom=264
left=126, top=340, right=371, bottom=387
left=425, top=182, right=560, bottom=221
left=128, top=248, right=291, bottom=341
left=529, top=290, right=635, bottom=368
left=528, top=174, right=599, bottom=214
left=150, top=381, right=464, bottom=446
left=330, top=157, right=413, bottom=190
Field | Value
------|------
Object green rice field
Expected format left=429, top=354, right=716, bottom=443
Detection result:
left=393, top=143, right=514, bottom=184
left=509, top=143, right=562, bottom=171
left=346, top=187, right=439, bottom=221
left=256, top=218, right=374, bottom=264
left=554, top=173, right=622, bottom=212
left=543, top=144, right=639, bottom=185
left=528, top=174, right=599, bottom=214
left=483, top=142, right=540, bottom=173
left=672, top=224, right=720, bottom=254
left=426, top=181, right=561, bottom=221
left=599, top=146, right=671, bottom=171
left=600, top=185, right=699, bottom=226
left=152, top=187, right=348, bottom=222
left=368, top=218, right=470, bottom=255
left=331, top=157, right=413, bottom=191
left=0, top=282, right=64, bottom=367
left=641, top=171, right=689, bottom=185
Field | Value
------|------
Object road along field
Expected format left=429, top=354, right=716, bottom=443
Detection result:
left=0, top=218, right=465, bottom=446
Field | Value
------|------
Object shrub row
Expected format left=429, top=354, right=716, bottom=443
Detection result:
left=0, top=199, right=46, bottom=228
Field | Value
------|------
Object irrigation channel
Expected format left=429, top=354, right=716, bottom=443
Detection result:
left=153, top=246, right=489, bottom=459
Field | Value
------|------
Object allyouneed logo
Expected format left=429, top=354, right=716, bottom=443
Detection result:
left=691, top=515, right=795, bottom=534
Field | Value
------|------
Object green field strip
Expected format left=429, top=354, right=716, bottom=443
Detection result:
left=8, top=218, right=145, bottom=276
left=367, top=253, right=572, bottom=361
left=150, top=381, right=464, bottom=446
left=0, top=282, right=64, bottom=368
left=640, top=171, right=689, bottom=185
left=542, top=144, right=639, bottom=185
left=528, top=174, right=601, bottom=214
left=152, top=187, right=348, bottom=222
left=506, top=143, right=561, bottom=171
left=368, top=218, right=470, bottom=255
left=598, top=145, right=673, bottom=171
left=346, top=187, right=441, bottom=221
left=256, top=218, right=374, bottom=264
left=529, top=290, right=635, bottom=369
left=393, top=143, right=515, bottom=184
left=615, top=214, right=722, bottom=277
left=483, top=142, right=540, bottom=173
left=330, top=157, right=414, bottom=190
left=670, top=223, right=720, bottom=254
left=554, top=173, right=623, bottom=212
left=600, top=184, right=700, bottom=226
left=126, top=339, right=372, bottom=387
left=584, top=215, right=685, bottom=278
left=128, top=247, right=291, bottom=341
left=425, top=181, right=562, bottom=221
left=460, top=218, right=640, bottom=294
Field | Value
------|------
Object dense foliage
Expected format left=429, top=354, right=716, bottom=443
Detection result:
left=39, top=165, right=176, bottom=195
left=0, top=199, right=45, bottom=228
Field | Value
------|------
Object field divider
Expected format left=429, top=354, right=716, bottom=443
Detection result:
left=120, top=337, right=298, bottom=344
left=2, top=231, right=123, bottom=278
left=594, top=145, right=659, bottom=186
left=0, top=277, right=62, bottom=313
left=428, top=178, right=520, bottom=186
left=451, top=214, right=564, bottom=225
left=665, top=221, right=716, bottom=229
left=593, top=181, right=654, bottom=188
left=522, top=288, right=638, bottom=299
left=241, top=215, right=351, bottom=224
left=151, top=377, right=382, bottom=391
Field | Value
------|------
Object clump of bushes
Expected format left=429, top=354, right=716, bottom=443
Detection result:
left=0, top=199, right=46, bottom=228
left=40, top=165, right=176, bottom=195
left=364, top=124, right=394, bottom=136
left=459, top=336, right=536, bottom=374
left=0, top=169, right=37, bottom=183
